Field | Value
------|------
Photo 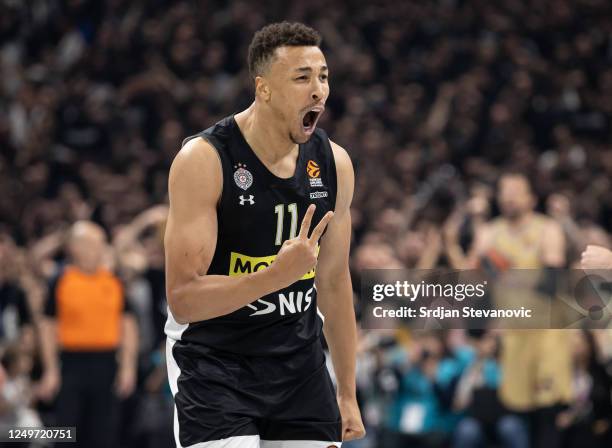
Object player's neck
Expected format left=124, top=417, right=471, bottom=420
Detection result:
left=235, top=103, right=297, bottom=163
left=505, top=211, right=534, bottom=229
left=69, top=262, right=100, bottom=276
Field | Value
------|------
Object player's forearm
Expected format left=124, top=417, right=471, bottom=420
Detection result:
left=39, top=318, right=60, bottom=373
left=445, top=243, right=469, bottom=269
left=417, top=243, right=442, bottom=269
left=319, top=274, right=358, bottom=399
left=557, top=216, right=585, bottom=251
left=119, top=315, right=138, bottom=371
left=168, top=268, right=281, bottom=323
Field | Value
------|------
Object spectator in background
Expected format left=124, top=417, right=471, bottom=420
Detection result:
left=380, top=331, right=464, bottom=448
left=556, top=330, right=612, bottom=448
left=36, top=221, right=138, bottom=448
left=461, top=172, right=572, bottom=448
left=0, top=343, right=44, bottom=447
left=444, top=171, right=571, bottom=448
left=113, top=204, right=168, bottom=362
left=452, top=330, right=528, bottom=448
left=111, top=205, right=172, bottom=447
left=0, top=234, right=34, bottom=353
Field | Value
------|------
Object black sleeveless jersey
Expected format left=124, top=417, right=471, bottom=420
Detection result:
left=165, top=116, right=337, bottom=356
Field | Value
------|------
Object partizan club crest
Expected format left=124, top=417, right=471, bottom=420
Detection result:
left=233, top=163, right=253, bottom=190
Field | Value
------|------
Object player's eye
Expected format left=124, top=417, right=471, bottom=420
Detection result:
left=320, top=74, right=328, bottom=81
left=295, top=75, right=308, bottom=81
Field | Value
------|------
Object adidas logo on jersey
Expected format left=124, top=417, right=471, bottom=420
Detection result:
left=246, top=287, right=314, bottom=317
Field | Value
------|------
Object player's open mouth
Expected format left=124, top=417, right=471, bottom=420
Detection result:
left=301, top=107, right=324, bottom=134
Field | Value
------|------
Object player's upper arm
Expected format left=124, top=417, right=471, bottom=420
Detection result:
left=540, top=218, right=566, bottom=267
left=164, top=137, right=222, bottom=311
left=466, top=224, right=492, bottom=269
left=329, top=141, right=355, bottom=220
left=315, top=141, right=354, bottom=289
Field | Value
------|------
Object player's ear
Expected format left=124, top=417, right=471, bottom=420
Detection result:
left=255, top=76, right=271, bottom=102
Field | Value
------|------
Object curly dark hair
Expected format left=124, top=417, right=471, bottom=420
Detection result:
left=247, top=22, right=322, bottom=79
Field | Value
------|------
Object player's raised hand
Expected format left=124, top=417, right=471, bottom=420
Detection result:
left=269, top=204, right=334, bottom=289
left=307, top=205, right=334, bottom=244
left=581, top=244, right=612, bottom=270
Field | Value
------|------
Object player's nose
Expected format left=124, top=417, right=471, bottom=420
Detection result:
left=311, top=80, right=325, bottom=102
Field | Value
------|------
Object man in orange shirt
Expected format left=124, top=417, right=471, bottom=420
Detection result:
left=37, top=221, right=138, bottom=448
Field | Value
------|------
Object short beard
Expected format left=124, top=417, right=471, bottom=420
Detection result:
left=503, top=209, right=523, bottom=221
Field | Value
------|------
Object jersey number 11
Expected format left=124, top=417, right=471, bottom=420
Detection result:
left=274, top=203, right=298, bottom=245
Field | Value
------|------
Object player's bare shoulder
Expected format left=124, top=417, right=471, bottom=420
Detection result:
left=168, top=136, right=223, bottom=206
left=467, top=220, right=494, bottom=265
left=329, top=140, right=354, bottom=212
left=533, top=211, right=558, bottom=228
left=329, top=140, right=353, bottom=176
left=530, top=211, right=563, bottom=239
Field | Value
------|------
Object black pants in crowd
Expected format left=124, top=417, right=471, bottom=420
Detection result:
left=377, top=428, right=448, bottom=448
left=55, top=351, right=118, bottom=448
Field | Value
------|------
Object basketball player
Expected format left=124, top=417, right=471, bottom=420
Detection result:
left=468, top=172, right=571, bottom=448
left=163, top=22, right=365, bottom=447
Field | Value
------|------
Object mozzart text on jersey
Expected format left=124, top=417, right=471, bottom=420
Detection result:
left=229, top=251, right=315, bottom=317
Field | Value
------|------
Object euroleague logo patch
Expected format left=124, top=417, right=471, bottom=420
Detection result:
left=233, top=163, right=253, bottom=191
left=307, top=160, right=320, bottom=178
left=307, top=160, right=324, bottom=188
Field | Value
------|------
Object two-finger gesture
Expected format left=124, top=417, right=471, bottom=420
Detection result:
left=270, top=204, right=334, bottom=289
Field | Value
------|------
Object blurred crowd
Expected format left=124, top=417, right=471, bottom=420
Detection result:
left=1, top=0, right=612, bottom=447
